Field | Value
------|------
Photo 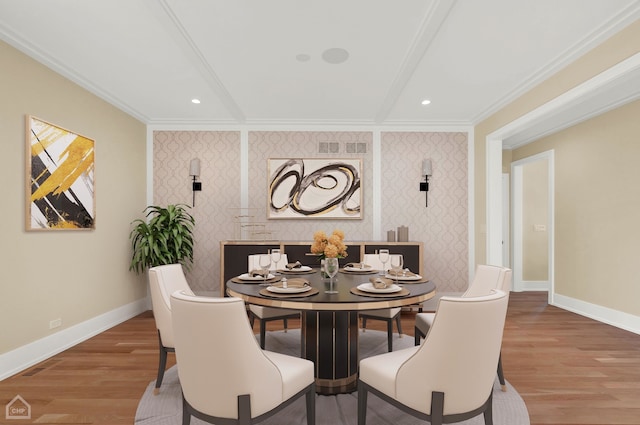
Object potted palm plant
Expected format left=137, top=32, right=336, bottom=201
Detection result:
left=129, top=204, right=195, bottom=274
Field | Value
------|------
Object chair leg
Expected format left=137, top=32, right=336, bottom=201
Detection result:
left=414, top=326, right=425, bottom=346
left=182, top=393, right=191, bottom=425
left=386, top=319, right=393, bottom=352
left=154, top=333, right=167, bottom=395
left=483, top=392, right=494, bottom=425
left=306, top=383, right=316, bottom=425
left=259, top=319, right=267, bottom=349
left=395, top=314, right=403, bottom=337
left=430, top=391, right=444, bottom=425
left=238, top=394, right=251, bottom=425
left=283, top=318, right=288, bottom=333
left=497, top=352, right=507, bottom=391
left=361, top=316, right=367, bottom=332
left=357, top=381, right=368, bottom=425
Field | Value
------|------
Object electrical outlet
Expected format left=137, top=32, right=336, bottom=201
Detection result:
left=49, top=318, right=62, bottom=329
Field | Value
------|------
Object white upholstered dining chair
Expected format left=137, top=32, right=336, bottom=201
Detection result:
left=357, top=253, right=404, bottom=351
left=358, top=290, right=510, bottom=425
left=414, top=264, right=512, bottom=390
left=170, top=291, right=315, bottom=425
left=148, top=264, right=194, bottom=395
left=247, top=254, right=300, bottom=349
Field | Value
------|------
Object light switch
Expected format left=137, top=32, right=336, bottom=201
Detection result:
left=533, top=224, right=547, bottom=232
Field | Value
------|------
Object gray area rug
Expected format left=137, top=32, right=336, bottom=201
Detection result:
left=136, top=330, right=529, bottom=425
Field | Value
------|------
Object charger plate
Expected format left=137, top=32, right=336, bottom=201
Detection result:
left=350, top=287, right=410, bottom=298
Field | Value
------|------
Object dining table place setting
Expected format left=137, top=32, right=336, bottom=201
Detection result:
left=340, top=262, right=378, bottom=274
left=349, top=276, right=410, bottom=298
left=259, top=277, right=319, bottom=298
left=277, top=261, right=315, bottom=274
left=385, top=268, right=427, bottom=283
left=231, top=270, right=282, bottom=284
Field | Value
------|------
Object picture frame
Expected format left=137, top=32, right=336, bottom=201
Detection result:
left=26, top=116, right=95, bottom=231
left=268, top=158, right=362, bottom=219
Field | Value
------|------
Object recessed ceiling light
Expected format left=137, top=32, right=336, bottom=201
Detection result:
left=322, top=48, right=349, bottom=64
left=191, top=98, right=201, bottom=104
left=421, top=99, right=431, bottom=105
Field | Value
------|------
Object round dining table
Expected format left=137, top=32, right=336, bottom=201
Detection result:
left=226, top=268, right=436, bottom=395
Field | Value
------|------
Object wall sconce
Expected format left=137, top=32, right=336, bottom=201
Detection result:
left=189, top=158, right=202, bottom=207
left=419, top=159, right=432, bottom=207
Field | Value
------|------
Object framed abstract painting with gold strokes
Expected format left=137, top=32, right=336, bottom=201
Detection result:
left=25, top=116, right=95, bottom=231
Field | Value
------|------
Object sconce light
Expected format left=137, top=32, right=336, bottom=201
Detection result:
left=189, top=158, right=202, bottom=206
left=419, top=159, right=432, bottom=207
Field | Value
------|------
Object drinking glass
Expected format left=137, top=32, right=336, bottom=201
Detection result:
left=258, top=253, right=272, bottom=286
left=324, top=257, right=339, bottom=294
left=390, top=255, right=404, bottom=283
left=271, top=248, right=282, bottom=270
left=378, top=249, right=390, bottom=275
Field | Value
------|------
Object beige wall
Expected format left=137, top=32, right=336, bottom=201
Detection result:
left=474, top=20, right=640, bottom=316
left=512, top=99, right=640, bottom=315
left=474, top=20, right=640, bottom=268
left=153, top=131, right=469, bottom=294
left=521, top=160, right=548, bottom=281
left=0, top=41, right=148, bottom=354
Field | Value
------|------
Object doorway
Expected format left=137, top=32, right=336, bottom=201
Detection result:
left=511, top=150, right=554, bottom=296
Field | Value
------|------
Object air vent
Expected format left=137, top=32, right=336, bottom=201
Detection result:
left=345, top=142, right=367, bottom=154
left=318, top=142, right=340, bottom=154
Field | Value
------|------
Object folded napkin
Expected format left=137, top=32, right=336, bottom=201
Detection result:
left=249, top=269, right=269, bottom=277
left=285, top=261, right=303, bottom=270
left=369, top=276, right=393, bottom=288
left=388, top=269, right=417, bottom=277
left=344, top=262, right=370, bottom=269
left=272, top=278, right=310, bottom=288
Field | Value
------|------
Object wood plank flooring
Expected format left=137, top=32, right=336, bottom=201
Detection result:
left=1, top=292, right=639, bottom=424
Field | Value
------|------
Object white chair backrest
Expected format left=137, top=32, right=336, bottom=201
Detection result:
left=170, top=292, right=283, bottom=418
left=463, top=264, right=512, bottom=298
left=248, top=253, right=289, bottom=272
left=361, top=253, right=403, bottom=270
left=148, top=264, right=194, bottom=347
left=396, top=290, right=509, bottom=415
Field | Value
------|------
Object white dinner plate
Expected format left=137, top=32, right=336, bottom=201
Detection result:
left=282, top=265, right=312, bottom=272
left=344, top=265, right=374, bottom=272
left=238, top=273, right=275, bottom=281
left=357, top=283, right=402, bottom=294
left=266, top=285, right=312, bottom=294
left=385, top=273, right=422, bottom=281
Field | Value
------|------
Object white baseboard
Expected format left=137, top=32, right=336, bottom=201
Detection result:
left=0, top=298, right=149, bottom=381
left=515, top=280, right=549, bottom=292
left=552, top=293, right=640, bottom=336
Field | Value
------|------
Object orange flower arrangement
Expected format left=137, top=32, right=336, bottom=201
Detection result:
left=310, top=229, right=348, bottom=259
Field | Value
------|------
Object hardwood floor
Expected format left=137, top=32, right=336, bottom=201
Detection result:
left=1, top=292, right=639, bottom=424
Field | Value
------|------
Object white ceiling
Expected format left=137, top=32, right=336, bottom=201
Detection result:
left=1, top=0, right=639, bottom=127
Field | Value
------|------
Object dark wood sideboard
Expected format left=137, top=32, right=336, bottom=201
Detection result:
left=219, top=240, right=423, bottom=296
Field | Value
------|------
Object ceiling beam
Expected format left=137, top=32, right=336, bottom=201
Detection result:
left=155, top=0, right=247, bottom=123
left=374, top=0, right=456, bottom=124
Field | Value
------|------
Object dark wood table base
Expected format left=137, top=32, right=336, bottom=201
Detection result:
left=301, top=310, right=359, bottom=394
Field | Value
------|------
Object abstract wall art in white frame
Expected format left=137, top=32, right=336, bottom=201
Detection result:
left=268, top=158, right=362, bottom=220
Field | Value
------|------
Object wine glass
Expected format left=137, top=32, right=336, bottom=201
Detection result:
left=271, top=248, right=282, bottom=270
left=378, top=249, right=390, bottom=275
left=390, top=255, right=404, bottom=283
left=324, top=257, right=339, bottom=294
left=258, top=253, right=272, bottom=286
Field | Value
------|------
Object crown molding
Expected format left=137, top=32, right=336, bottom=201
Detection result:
left=472, top=2, right=640, bottom=125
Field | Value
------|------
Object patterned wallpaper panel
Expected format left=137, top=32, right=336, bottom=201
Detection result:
left=153, top=131, right=241, bottom=292
left=381, top=132, right=469, bottom=292
left=153, top=130, right=468, bottom=293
